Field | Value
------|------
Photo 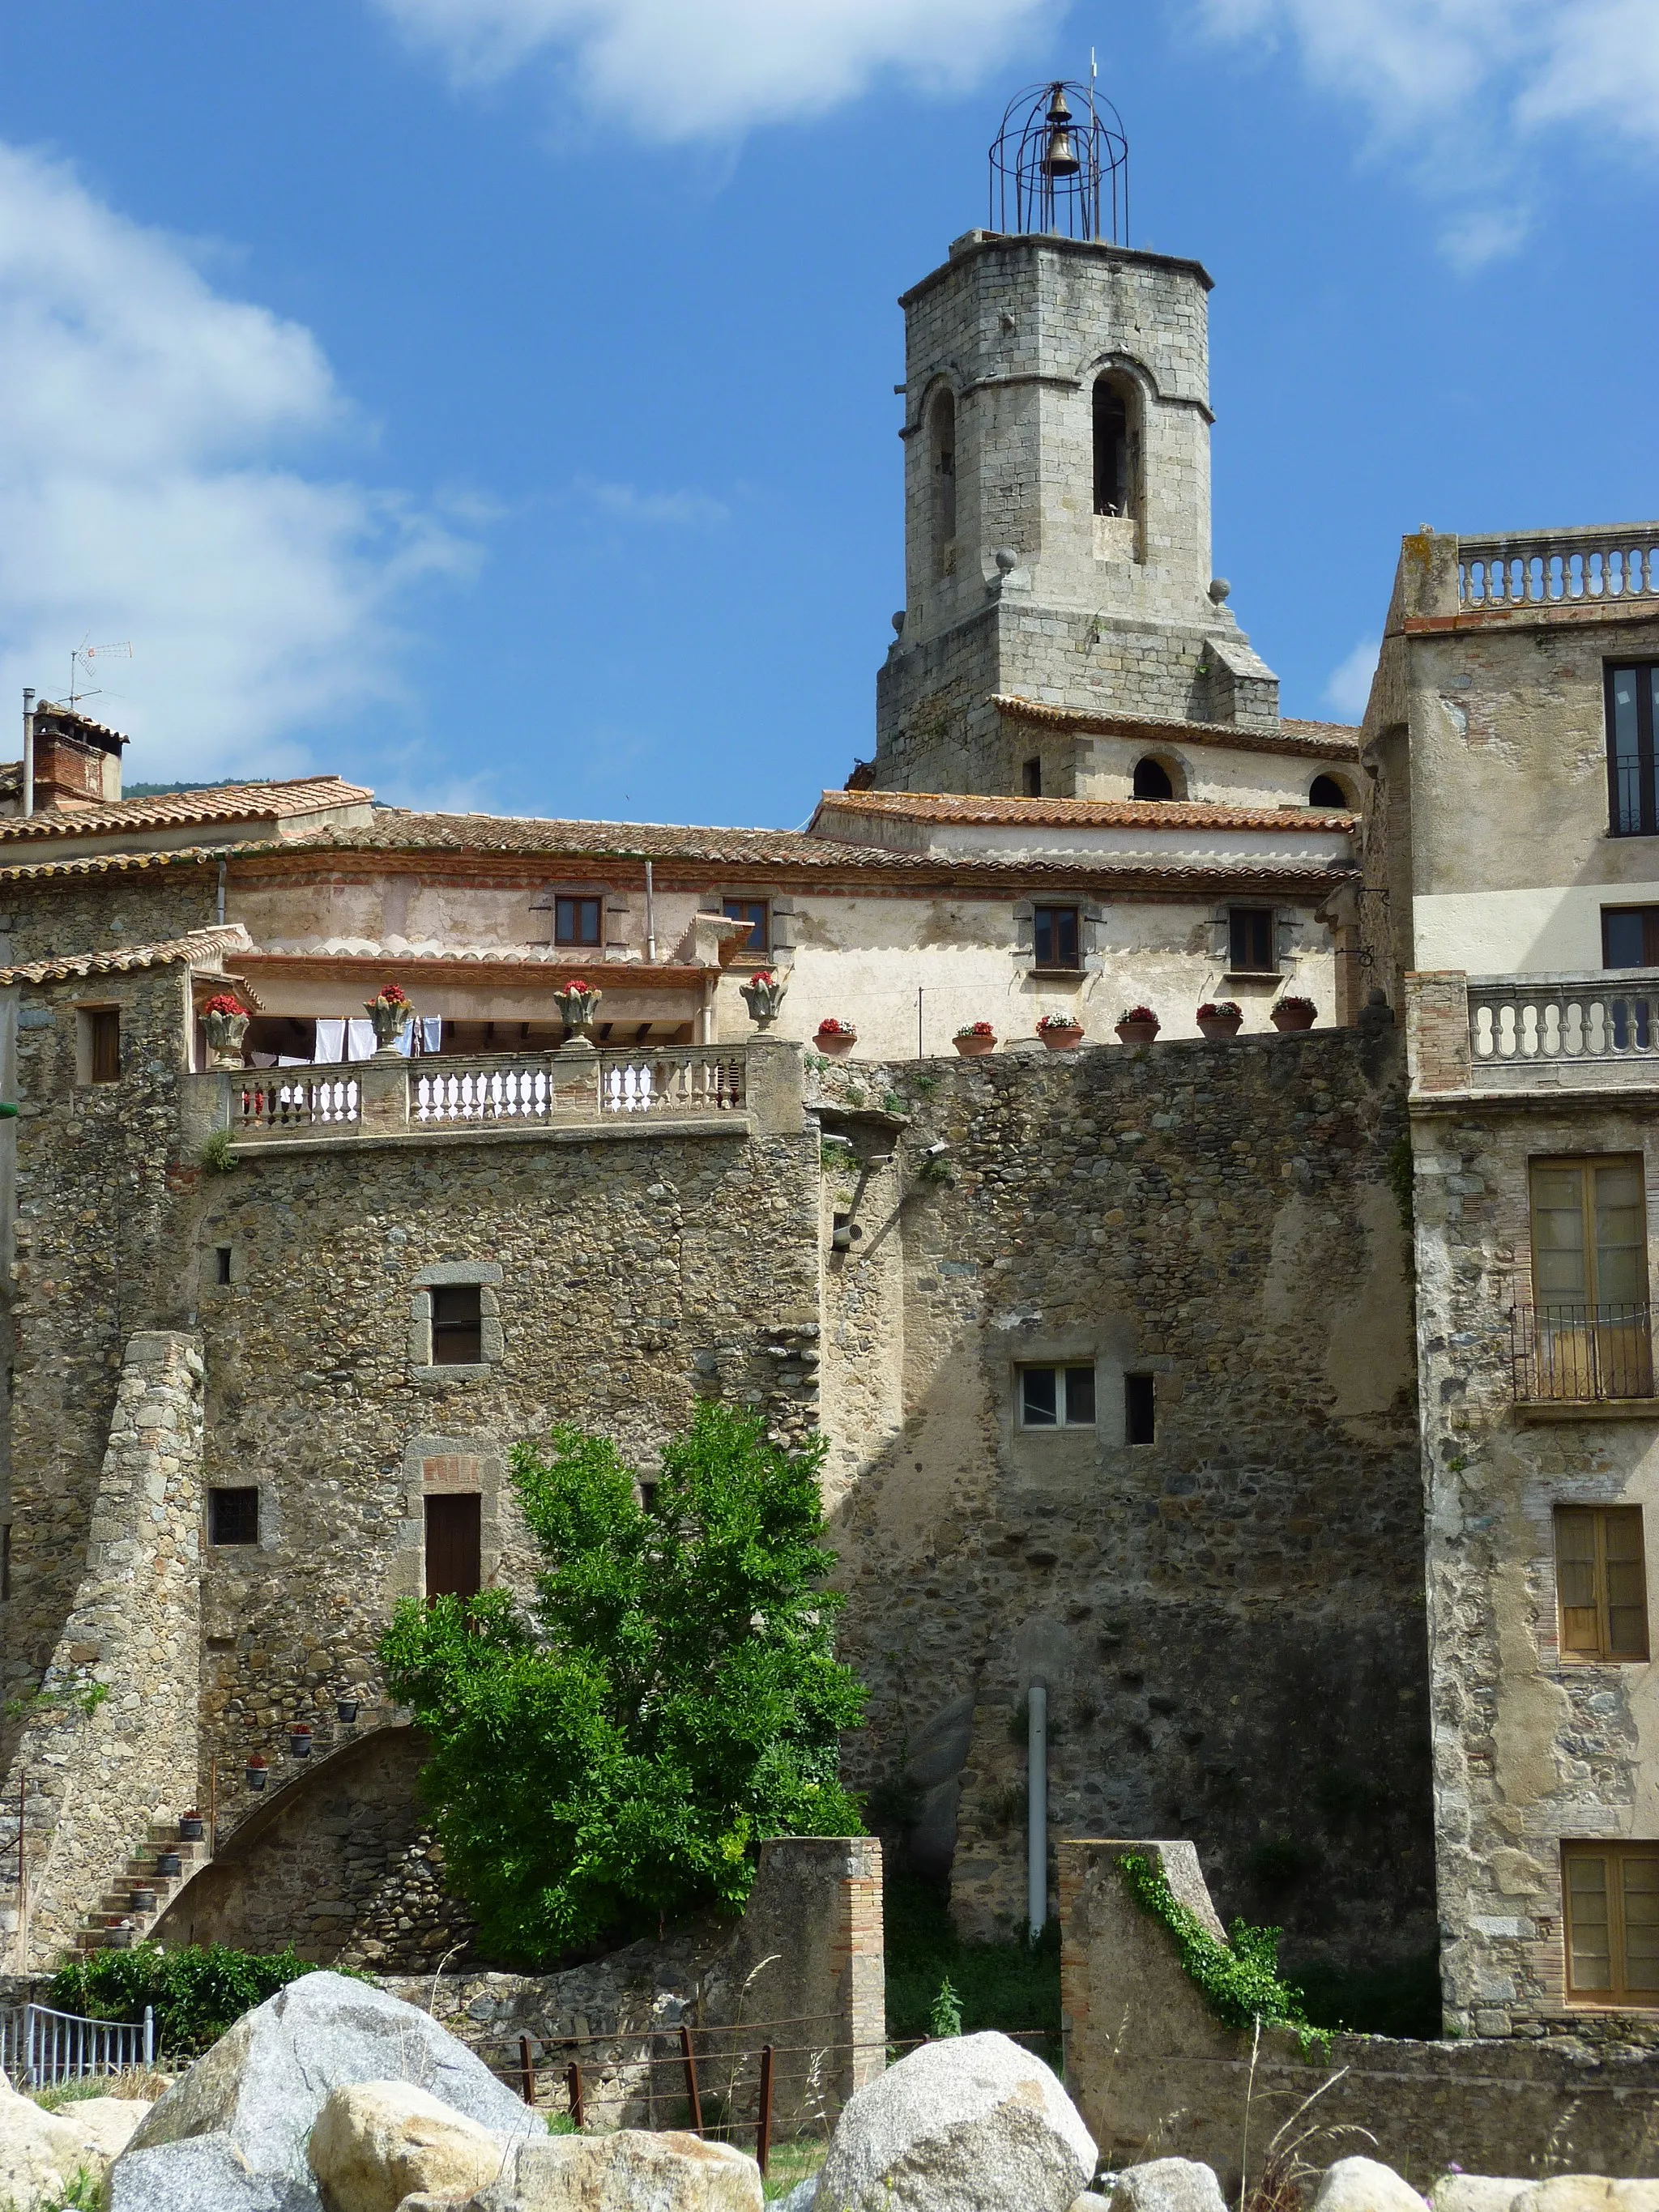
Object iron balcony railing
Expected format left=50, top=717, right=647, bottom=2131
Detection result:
left=1511, top=1302, right=1657, bottom=1404
left=0, top=2002, right=155, bottom=2087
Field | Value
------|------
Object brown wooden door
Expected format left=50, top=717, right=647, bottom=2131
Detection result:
left=424, top=1494, right=481, bottom=1601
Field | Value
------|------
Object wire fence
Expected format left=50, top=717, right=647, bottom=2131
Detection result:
left=466, top=2016, right=1056, bottom=2177
left=0, top=2002, right=156, bottom=2089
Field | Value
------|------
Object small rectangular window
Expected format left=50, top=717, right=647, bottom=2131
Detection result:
left=215, top=1247, right=232, bottom=1287
left=87, top=1009, right=121, bottom=1084
left=1229, top=909, right=1277, bottom=973
left=210, top=1487, right=259, bottom=1546
left=1125, top=1373, right=1156, bottom=1446
left=1032, top=906, right=1080, bottom=970
left=723, top=899, right=770, bottom=955
left=1022, top=757, right=1043, bottom=797
left=1563, top=1842, right=1659, bottom=2003
left=1556, top=1506, right=1649, bottom=1661
left=431, top=1285, right=484, bottom=1365
left=1018, top=1364, right=1096, bottom=1428
left=554, top=894, right=602, bottom=947
left=1607, top=665, right=1659, bottom=839
left=1604, top=907, right=1659, bottom=969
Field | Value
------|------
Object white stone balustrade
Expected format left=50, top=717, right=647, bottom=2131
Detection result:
left=1458, top=524, right=1659, bottom=609
left=1468, top=974, right=1659, bottom=1089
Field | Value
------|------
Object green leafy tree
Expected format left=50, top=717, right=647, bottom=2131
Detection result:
left=381, top=1404, right=866, bottom=1964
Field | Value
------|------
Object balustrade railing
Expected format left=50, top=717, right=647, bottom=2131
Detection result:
left=1469, top=978, right=1659, bottom=1073
left=1512, top=1303, right=1657, bottom=1404
left=233, top=1071, right=360, bottom=1131
left=412, top=1059, right=555, bottom=1125
left=1458, top=526, right=1659, bottom=610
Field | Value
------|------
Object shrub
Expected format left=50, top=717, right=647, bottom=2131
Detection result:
left=1114, top=1850, right=1328, bottom=2056
left=48, top=1942, right=326, bottom=2057
left=381, top=1404, right=866, bottom=1964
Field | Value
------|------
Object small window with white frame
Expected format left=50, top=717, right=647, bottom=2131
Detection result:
left=1018, top=1363, right=1097, bottom=1428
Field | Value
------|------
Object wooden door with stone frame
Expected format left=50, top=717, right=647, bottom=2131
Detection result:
left=1529, top=1154, right=1652, bottom=1399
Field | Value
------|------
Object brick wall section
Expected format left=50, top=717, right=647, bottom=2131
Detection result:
left=1406, top=973, right=1473, bottom=1096
left=1060, top=1837, right=1659, bottom=2189
left=0, top=1329, right=203, bottom=1967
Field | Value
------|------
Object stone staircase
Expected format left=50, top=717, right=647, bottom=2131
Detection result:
left=76, top=1818, right=211, bottom=1954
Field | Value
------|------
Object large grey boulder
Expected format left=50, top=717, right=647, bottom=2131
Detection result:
left=126, top=1971, right=534, bottom=2185
left=107, top=2130, right=322, bottom=2211
left=812, top=2030, right=1096, bottom=2212
left=1516, top=2186, right=1659, bottom=2212
left=1313, top=2159, right=1431, bottom=2212
left=464, top=2129, right=763, bottom=2208
left=308, top=2080, right=514, bottom=2212
left=1110, top=2162, right=1227, bottom=2212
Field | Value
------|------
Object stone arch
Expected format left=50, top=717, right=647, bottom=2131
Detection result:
left=1309, top=770, right=1355, bottom=809
left=147, top=1724, right=473, bottom=1969
left=1132, top=753, right=1188, bottom=801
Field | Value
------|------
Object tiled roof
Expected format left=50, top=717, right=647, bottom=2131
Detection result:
left=0, top=778, right=373, bottom=842
left=0, top=845, right=245, bottom=884
left=991, top=696, right=1363, bottom=759
left=815, top=790, right=1354, bottom=833
left=0, top=924, right=253, bottom=987
left=280, top=813, right=921, bottom=867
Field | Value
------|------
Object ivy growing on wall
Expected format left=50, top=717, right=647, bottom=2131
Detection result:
left=1114, top=1850, right=1329, bottom=2058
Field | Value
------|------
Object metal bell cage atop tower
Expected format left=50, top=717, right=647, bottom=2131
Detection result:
left=988, top=79, right=1129, bottom=245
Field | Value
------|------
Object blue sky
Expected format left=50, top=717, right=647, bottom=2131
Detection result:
left=1, top=0, right=1655, bottom=826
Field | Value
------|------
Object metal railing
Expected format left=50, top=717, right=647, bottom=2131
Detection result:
left=1511, top=1303, right=1657, bottom=1404
left=1459, top=526, right=1659, bottom=609
left=0, top=2002, right=155, bottom=2088
left=1469, top=978, right=1659, bottom=1074
left=233, top=1071, right=360, bottom=1131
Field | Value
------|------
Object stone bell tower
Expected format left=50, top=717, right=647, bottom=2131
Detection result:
left=874, top=82, right=1279, bottom=796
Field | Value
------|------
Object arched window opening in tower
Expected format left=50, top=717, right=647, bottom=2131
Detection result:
left=1132, top=757, right=1174, bottom=801
left=932, top=390, right=957, bottom=576
left=1093, top=375, right=1137, bottom=519
left=1309, top=774, right=1350, bottom=808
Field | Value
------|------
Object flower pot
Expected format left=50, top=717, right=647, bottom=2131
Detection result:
left=1271, top=1003, right=1316, bottom=1032
left=953, top=1034, right=996, bottom=1058
left=739, top=974, right=789, bottom=1029
left=1197, top=1012, right=1243, bottom=1041
left=1038, top=1025, right=1084, bottom=1051
left=246, top=1762, right=267, bottom=1792
left=336, top=1697, right=360, bottom=1724
left=368, top=999, right=412, bottom=1055
left=130, top=1887, right=157, bottom=1916
left=156, top=1852, right=182, bottom=1878
left=177, top=1814, right=203, bottom=1843
left=289, top=1728, right=313, bottom=1758
left=203, top=1009, right=250, bottom=1070
left=552, top=986, right=600, bottom=1046
left=104, top=1925, right=134, bottom=1950
left=815, top=1029, right=857, bottom=1058
left=1115, top=1019, right=1160, bottom=1045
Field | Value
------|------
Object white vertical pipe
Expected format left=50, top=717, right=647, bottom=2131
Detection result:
left=1027, top=1678, right=1047, bottom=1941
left=644, top=861, right=657, bottom=965
left=20, top=691, right=33, bottom=819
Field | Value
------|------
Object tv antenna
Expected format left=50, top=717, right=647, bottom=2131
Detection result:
left=66, top=638, right=133, bottom=712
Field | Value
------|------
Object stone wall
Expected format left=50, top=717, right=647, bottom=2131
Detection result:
left=0, top=1330, right=203, bottom=1967
left=820, top=1026, right=1433, bottom=1975
left=1060, top=1839, right=1659, bottom=2192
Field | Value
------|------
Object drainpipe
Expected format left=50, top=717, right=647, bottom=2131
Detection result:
left=215, top=859, right=227, bottom=927
left=1027, top=1678, right=1047, bottom=1942
left=20, top=691, right=33, bottom=819
left=645, top=861, right=657, bottom=965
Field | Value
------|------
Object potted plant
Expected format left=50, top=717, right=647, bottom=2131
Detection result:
left=289, top=1723, right=313, bottom=1758
left=200, top=992, right=250, bottom=1069
left=177, top=1810, right=204, bottom=1842
left=1196, top=1000, right=1243, bottom=1041
left=1271, top=995, right=1317, bottom=1032
left=815, top=1017, right=857, bottom=1058
left=739, top=970, right=789, bottom=1028
left=156, top=1850, right=182, bottom=1877
left=245, top=1755, right=267, bottom=1792
left=552, top=978, right=601, bottom=1046
left=130, top=1886, right=157, bottom=1916
left=1036, top=1012, right=1085, bottom=1051
left=336, top=1694, right=360, bottom=1725
left=1115, top=1005, right=1161, bottom=1045
left=953, top=1021, right=997, bottom=1058
left=366, top=982, right=412, bottom=1055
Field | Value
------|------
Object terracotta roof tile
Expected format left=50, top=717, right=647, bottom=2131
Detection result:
left=991, top=696, right=1363, bottom=760
left=0, top=777, right=373, bottom=843
left=0, top=923, right=253, bottom=987
left=814, top=790, right=1354, bottom=833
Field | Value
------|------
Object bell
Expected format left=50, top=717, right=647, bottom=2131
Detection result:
left=1041, top=89, right=1081, bottom=177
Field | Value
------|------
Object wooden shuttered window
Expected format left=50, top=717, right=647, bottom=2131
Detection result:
left=424, top=1494, right=481, bottom=1602
left=87, top=1010, right=121, bottom=1085
left=1529, top=1156, right=1653, bottom=1399
left=1563, top=1843, right=1659, bottom=2004
left=1556, top=1507, right=1649, bottom=1661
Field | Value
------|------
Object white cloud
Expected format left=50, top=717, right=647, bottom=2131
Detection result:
left=1195, top=0, right=1659, bottom=264
left=369, top=0, right=1057, bottom=139
left=1324, top=636, right=1379, bottom=720
left=579, top=476, right=731, bottom=528
left=0, top=142, right=474, bottom=783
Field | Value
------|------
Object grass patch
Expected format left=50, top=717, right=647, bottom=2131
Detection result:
left=31, top=2067, right=172, bottom=2112
left=762, top=2138, right=828, bottom=2201
left=1289, top=1949, right=1442, bottom=2040
left=883, top=1872, right=1060, bottom=2066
